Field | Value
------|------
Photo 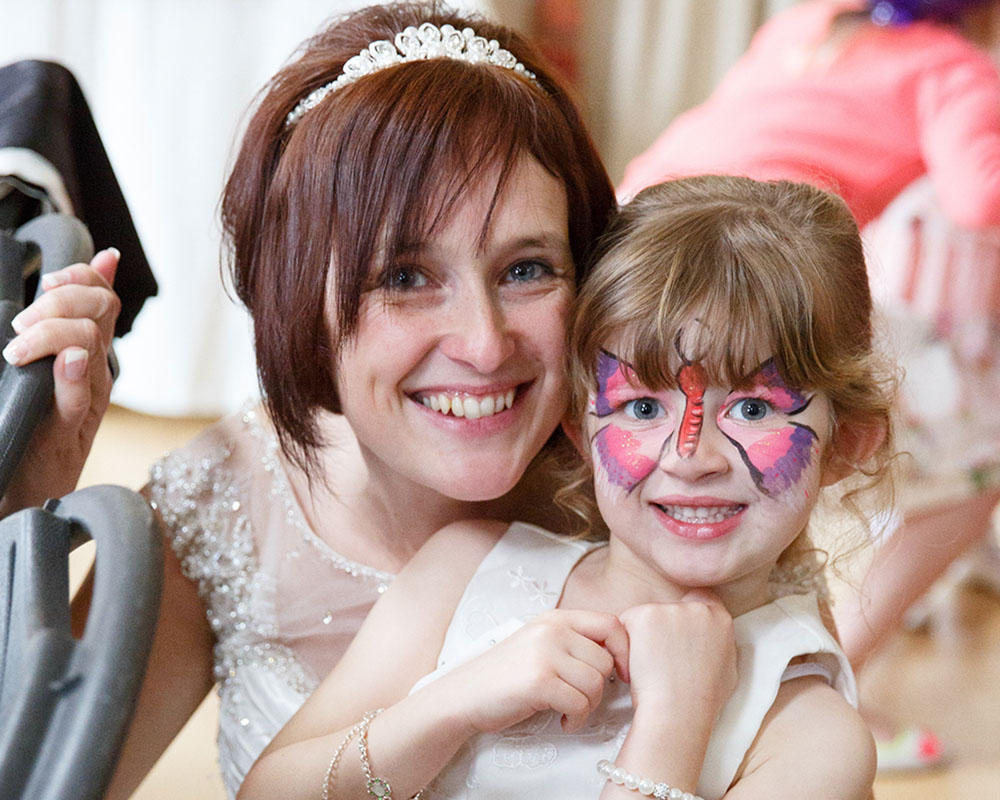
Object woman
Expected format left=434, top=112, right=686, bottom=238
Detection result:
left=57, top=3, right=617, bottom=798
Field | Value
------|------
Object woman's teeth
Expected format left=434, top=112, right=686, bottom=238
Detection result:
left=658, top=504, right=743, bottom=523
left=420, top=389, right=516, bottom=419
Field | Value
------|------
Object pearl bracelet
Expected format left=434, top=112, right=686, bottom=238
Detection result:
left=596, top=759, right=705, bottom=800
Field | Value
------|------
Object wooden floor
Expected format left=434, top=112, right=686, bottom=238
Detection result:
left=75, top=405, right=1000, bottom=799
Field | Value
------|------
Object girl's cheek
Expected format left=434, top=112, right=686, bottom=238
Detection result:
left=591, top=422, right=668, bottom=497
left=721, top=422, right=819, bottom=497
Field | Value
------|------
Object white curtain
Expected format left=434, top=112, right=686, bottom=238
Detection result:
left=0, top=0, right=492, bottom=417
left=579, top=0, right=799, bottom=185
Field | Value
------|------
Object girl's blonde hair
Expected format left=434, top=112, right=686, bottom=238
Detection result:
left=560, top=175, right=898, bottom=585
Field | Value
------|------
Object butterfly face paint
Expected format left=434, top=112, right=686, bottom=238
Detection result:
left=718, top=359, right=820, bottom=497
left=675, top=347, right=708, bottom=459
left=590, top=351, right=670, bottom=497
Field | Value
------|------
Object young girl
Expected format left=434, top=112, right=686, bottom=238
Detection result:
left=244, top=174, right=893, bottom=800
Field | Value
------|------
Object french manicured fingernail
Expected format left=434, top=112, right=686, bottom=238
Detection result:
left=9, top=312, right=27, bottom=334
left=64, top=347, right=88, bottom=380
left=41, top=271, right=66, bottom=290
left=2, top=337, right=24, bottom=365
left=106, top=247, right=121, bottom=260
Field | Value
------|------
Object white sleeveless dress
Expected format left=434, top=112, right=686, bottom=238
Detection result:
left=411, top=523, right=856, bottom=800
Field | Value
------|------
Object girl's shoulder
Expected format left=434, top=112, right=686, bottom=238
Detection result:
left=738, top=674, right=876, bottom=794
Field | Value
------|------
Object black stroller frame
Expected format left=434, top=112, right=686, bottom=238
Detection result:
left=0, top=60, right=163, bottom=800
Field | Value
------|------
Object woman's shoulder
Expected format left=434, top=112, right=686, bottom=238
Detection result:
left=143, top=402, right=273, bottom=537
left=146, top=403, right=268, bottom=487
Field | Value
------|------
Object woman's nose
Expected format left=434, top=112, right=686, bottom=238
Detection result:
left=438, top=288, right=515, bottom=373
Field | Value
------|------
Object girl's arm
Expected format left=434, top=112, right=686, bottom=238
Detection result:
left=71, top=511, right=216, bottom=800
left=240, top=521, right=629, bottom=800
left=723, top=677, right=876, bottom=799
left=599, top=590, right=737, bottom=800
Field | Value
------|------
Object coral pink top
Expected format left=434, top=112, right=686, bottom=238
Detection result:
left=618, top=0, right=1000, bottom=229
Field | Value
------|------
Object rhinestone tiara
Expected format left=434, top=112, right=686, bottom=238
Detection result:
left=285, top=22, right=539, bottom=127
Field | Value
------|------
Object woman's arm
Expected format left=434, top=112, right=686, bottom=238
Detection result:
left=72, top=510, right=216, bottom=800
left=240, top=521, right=629, bottom=800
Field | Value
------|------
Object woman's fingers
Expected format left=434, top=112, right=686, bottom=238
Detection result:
left=4, top=315, right=106, bottom=367
left=0, top=247, right=121, bottom=514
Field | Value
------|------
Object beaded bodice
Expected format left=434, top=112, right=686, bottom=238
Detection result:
left=146, top=404, right=393, bottom=798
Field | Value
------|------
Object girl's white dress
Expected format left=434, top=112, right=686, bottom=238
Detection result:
left=146, top=404, right=393, bottom=798
left=410, top=522, right=857, bottom=800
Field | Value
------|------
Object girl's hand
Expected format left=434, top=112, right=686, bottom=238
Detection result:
left=443, top=609, right=630, bottom=735
left=0, top=248, right=121, bottom=513
left=619, top=589, right=737, bottom=721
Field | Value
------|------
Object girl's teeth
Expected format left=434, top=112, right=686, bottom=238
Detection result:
left=419, top=389, right=516, bottom=419
left=661, top=504, right=741, bottom=523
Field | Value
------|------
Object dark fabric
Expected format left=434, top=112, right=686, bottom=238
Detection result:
left=0, top=59, right=157, bottom=337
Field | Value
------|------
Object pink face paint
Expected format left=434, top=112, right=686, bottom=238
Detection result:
left=593, top=423, right=658, bottom=493
left=719, top=359, right=818, bottom=497
left=731, top=425, right=818, bottom=496
left=590, top=351, right=671, bottom=495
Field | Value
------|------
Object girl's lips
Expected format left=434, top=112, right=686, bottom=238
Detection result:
left=651, top=500, right=747, bottom=541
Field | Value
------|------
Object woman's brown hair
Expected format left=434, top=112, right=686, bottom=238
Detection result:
left=221, top=1, right=615, bottom=474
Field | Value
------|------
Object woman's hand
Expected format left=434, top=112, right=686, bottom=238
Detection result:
left=443, top=608, right=630, bottom=736
left=0, top=248, right=121, bottom=514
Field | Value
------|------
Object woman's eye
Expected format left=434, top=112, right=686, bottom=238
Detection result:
left=385, top=266, right=428, bottom=291
left=505, top=259, right=553, bottom=283
left=624, top=398, right=664, bottom=421
left=728, top=398, right=772, bottom=422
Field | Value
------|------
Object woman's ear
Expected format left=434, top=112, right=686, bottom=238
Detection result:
left=820, top=418, right=887, bottom=487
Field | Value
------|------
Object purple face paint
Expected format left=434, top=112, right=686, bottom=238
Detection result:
left=590, top=351, right=673, bottom=496
left=718, top=359, right=818, bottom=497
left=594, top=350, right=634, bottom=416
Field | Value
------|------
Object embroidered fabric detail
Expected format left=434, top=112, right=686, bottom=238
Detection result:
left=147, top=437, right=310, bottom=739
left=243, top=406, right=393, bottom=593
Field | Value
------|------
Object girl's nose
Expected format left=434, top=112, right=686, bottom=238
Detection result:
left=658, top=418, right=731, bottom=481
left=438, top=288, right=515, bottom=373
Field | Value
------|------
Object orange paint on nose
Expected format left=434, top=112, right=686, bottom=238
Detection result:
left=676, top=361, right=707, bottom=458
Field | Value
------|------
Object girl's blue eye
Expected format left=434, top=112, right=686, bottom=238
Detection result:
left=385, top=266, right=428, bottom=291
left=505, top=260, right=552, bottom=283
left=728, top=398, right=772, bottom=422
left=624, top=398, right=663, bottom=420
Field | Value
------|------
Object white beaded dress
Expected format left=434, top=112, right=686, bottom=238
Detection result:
left=410, top=523, right=856, bottom=800
left=145, top=403, right=393, bottom=799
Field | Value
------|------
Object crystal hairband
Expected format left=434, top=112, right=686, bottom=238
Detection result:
left=285, top=22, right=539, bottom=127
